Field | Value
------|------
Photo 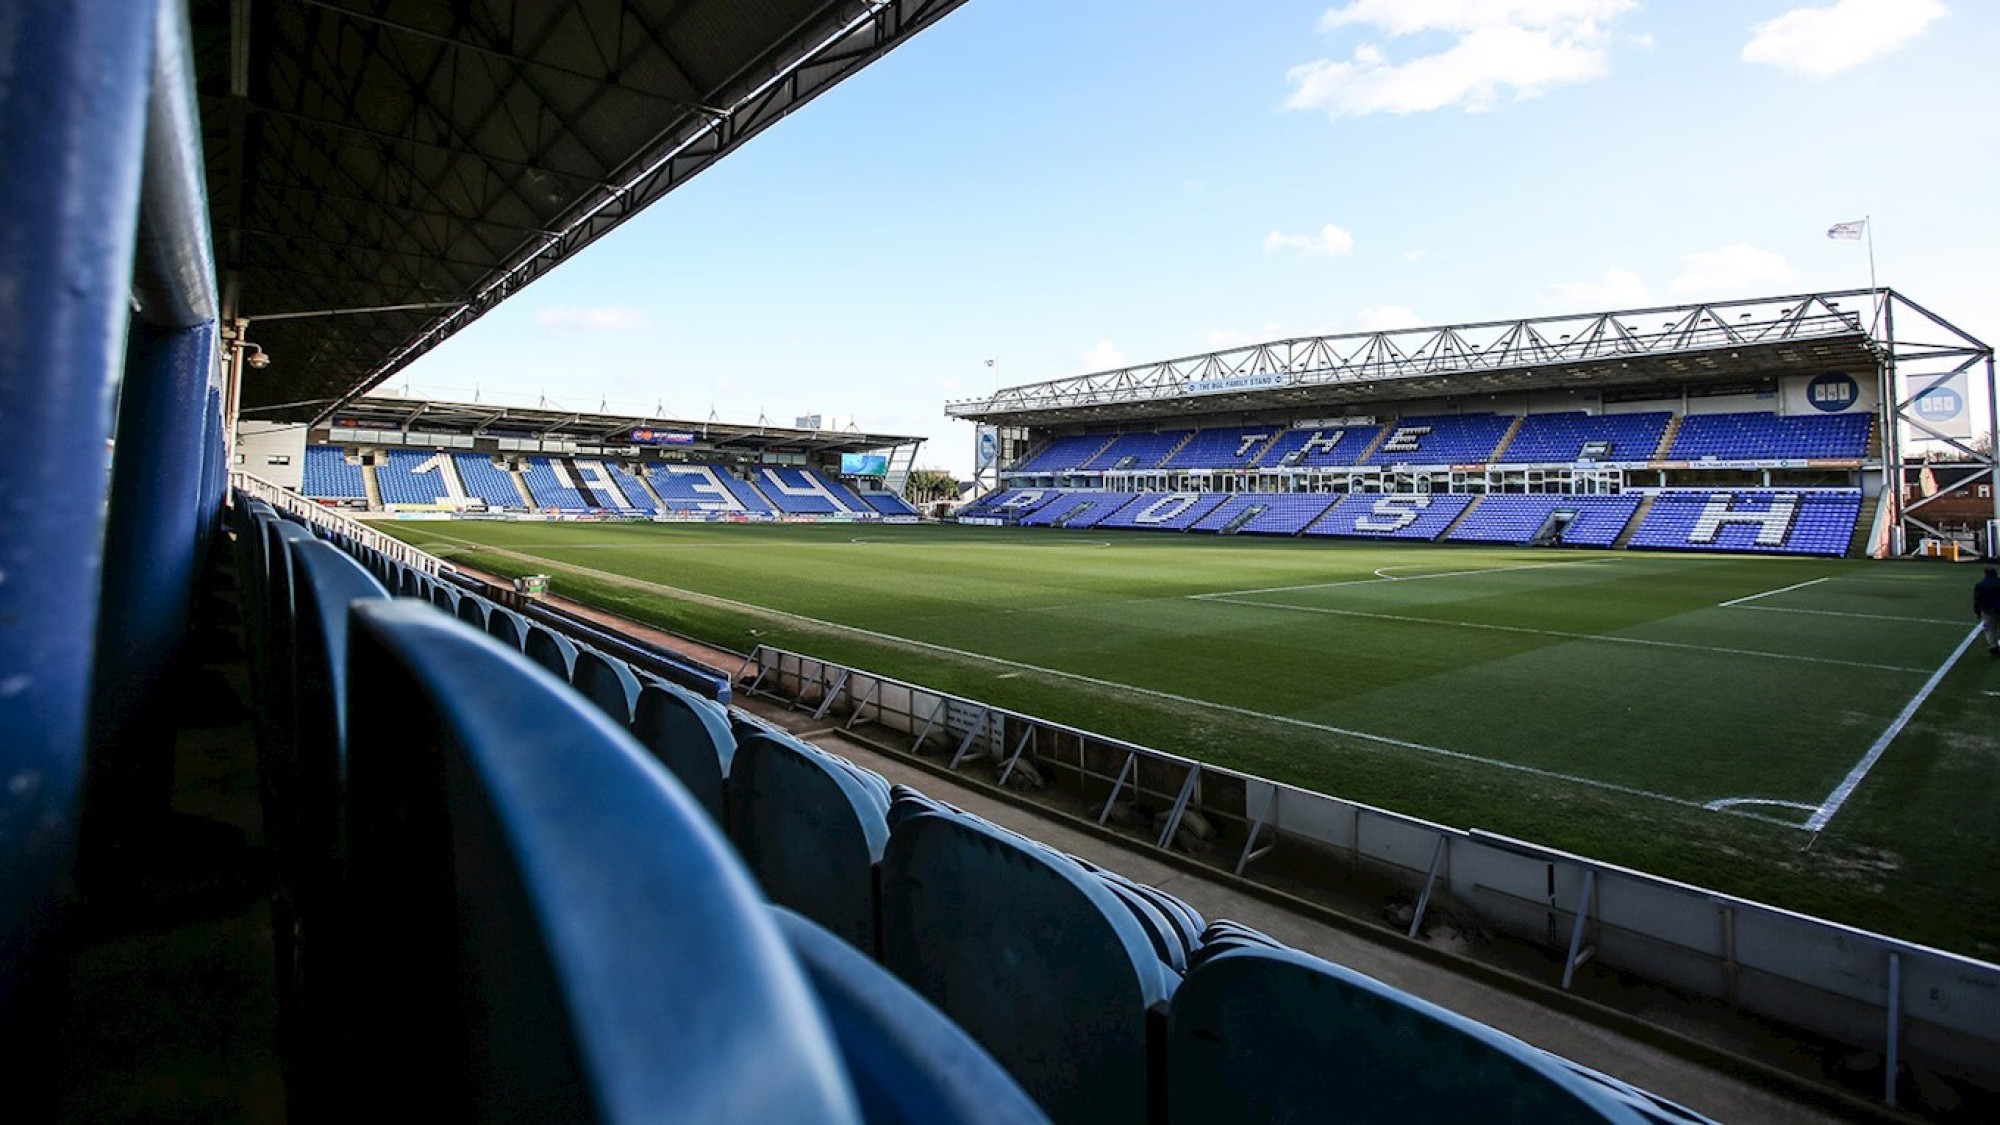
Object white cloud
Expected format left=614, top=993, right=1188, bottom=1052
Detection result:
left=1542, top=267, right=1651, bottom=309
left=1742, top=0, right=1945, bottom=78
left=1080, top=340, right=1128, bottom=371
left=533, top=306, right=650, bottom=331
left=1355, top=305, right=1424, bottom=331
left=1401, top=248, right=1439, bottom=262
left=1286, top=0, right=1636, bottom=117
left=1264, top=223, right=1356, bottom=256
left=1668, top=244, right=1798, bottom=298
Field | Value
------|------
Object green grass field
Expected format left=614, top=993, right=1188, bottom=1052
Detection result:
left=381, top=518, right=2000, bottom=959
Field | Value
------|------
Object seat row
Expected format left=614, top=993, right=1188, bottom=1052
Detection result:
left=235, top=493, right=1718, bottom=1122
left=969, top=488, right=1861, bottom=556
left=1005, top=411, right=1872, bottom=475
left=304, top=447, right=913, bottom=517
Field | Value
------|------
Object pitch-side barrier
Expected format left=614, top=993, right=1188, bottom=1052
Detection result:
left=743, top=643, right=2000, bottom=1109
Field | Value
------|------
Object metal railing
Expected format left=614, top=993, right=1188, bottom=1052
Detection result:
left=744, top=643, right=2000, bottom=1108
left=232, top=471, right=444, bottom=576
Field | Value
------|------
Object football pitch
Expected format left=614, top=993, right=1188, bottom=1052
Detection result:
left=382, top=519, right=2000, bottom=958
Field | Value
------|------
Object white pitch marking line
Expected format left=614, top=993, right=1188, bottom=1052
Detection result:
left=425, top=538, right=1772, bottom=821
left=1730, top=605, right=1968, bottom=626
left=1703, top=796, right=1817, bottom=814
left=1804, top=625, right=1985, bottom=833
left=1195, top=557, right=1616, bottom=601
left=1717, top=575, right=1831, bottom=608
left=1197, top=595, right=1930, bottom=675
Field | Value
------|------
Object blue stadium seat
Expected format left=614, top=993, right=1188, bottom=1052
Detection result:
left=341, top=600, right=864, bottom=1121
left=631, top=680, right=737, bottom=828
left=728, top=730, right=891, bottom=953
left=274, top=539, right=390, bottom=1109
left=1169, top=942, right=1671, bottom=1123
left=771, top=907, right=1050, bottom=1125
left=881, top=811, right=1173, bottom=1125
left=571, top=646, right=643, bottom=726
left=453, top=591, right=489, bottom=631
left=484, top=606, right=528, bottom=651
left=524, top=623, right=579, bottom=681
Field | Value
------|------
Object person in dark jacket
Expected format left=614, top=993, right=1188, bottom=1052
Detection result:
left=1977, top=566, right=2000, bottom=656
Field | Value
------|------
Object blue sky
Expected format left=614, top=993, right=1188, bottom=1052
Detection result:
left=397, top=0, right=1994, bottom=474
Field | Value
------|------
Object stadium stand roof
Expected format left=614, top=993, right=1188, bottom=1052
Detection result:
left=193, top=0, right=967, bottom=421
left=327, top=394, right=921, bottom=455
left=946, top=291, right=1885, bottom=427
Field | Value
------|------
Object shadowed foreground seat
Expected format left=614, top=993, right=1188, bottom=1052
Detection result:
left=340, top=600, right=862, bottom=1122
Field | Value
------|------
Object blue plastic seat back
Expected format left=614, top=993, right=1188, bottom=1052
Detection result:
left=280, top=540, right=388, bottom=908
left=396, top=566, right=427, bottom=598
left=772, top=907, right=1050, bottom=1125
left=571, top=647, right=643, bottom=726
left=258, top=519, right=320, bottom=737
left=881, top=811, right=1171, bottom=1125
left=631, top=681, right=736, bottom=827
left=454, top=593, right=489, bottom=631
left=342, top=601, right=862, bottom=1122
left=484, top=606, right=528, bottom=650
left=523, top=623, right=578, bottom=681
left=1168, top=944, right=1652, bottom=1124
left=728, top=731, right=890, bottom=952
left=427, top=582, right=460, bottom=614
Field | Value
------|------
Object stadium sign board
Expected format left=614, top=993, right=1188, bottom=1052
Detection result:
left=1186, top=372, right=1288, bottom=396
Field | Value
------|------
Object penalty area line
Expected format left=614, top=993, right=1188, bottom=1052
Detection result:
left=1804, top=625, right=1984, bottom=833
left=1717, top=575, right=1831, bottom=608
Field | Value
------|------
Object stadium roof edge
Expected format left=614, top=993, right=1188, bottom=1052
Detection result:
left=195, top=0, right=972, bottom=423
left=317, top=395, right=923, bottom=455
left=944, top=288, right=1991, bottom=429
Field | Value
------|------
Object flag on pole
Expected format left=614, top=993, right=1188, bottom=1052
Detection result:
left=1827, top=220, right=1866, bottom=240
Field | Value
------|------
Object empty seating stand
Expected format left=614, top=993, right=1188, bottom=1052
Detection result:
left=302, top=446, right=366, bottom=500
left=1019, top=491, right=1138, bottom=528
left=1079, top=431, right=1190, bottom=473
left=1498, top=412, right=1671, bottom=464
left=1161, top=425, right=1283, bottom=470
left=862, top=492, right=921, bottom=517
left=450, top=453, right=524, bottom=508
left=374, top=449, right=456, bottom=506
left=1668, top=412, right=1871, bottom=461
left=1092, top=492, right=1229, bottom=531
left=648, top=463, right=766, bottom=514
left=1626, top=490, right=1861, bottom=557
left=1190, top=493, right=1339, bottom=535
left=1255, top=424, right=1381, bottom=469
left=519, top=456, right=593, bottom=511
left=1365, top=414, right=1514, bottom=466
left=1447, top=495, right=1643, bottom=547
left=1304, top=492, right=1475, bottom=540
left=1009, top=433, right=1113, bottom=474
left=758, top=466, right=854, bottom=514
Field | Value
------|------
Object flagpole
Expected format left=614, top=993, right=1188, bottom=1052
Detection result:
left=1865, top=214, right=1881, bottom=336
